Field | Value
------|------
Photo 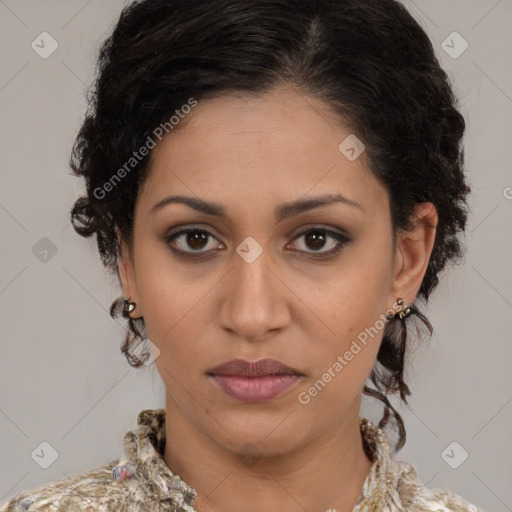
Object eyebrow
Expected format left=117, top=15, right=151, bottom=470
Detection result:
left=150, top=193, right=363, bottom=222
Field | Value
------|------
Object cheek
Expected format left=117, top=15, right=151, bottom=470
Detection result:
left=301, top=235, right=393, bottom=391
left=320, top=237, right=393, bottom=331
left=298, top=288, right=387, bottom=413
left=134, top=233, right=186, bottom=311
left=133, top=245, right=222, bottom=378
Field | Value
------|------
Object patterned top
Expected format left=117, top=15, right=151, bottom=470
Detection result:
left=0, top=408, right=485, bottom=512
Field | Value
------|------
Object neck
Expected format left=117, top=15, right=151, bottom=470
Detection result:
left=163, top=394, right=373, bottom=512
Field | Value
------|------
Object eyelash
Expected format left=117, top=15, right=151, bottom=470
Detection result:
left=164, top=226, right=351, bottom=260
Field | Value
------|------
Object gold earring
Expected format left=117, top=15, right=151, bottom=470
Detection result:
left=123, top=297, right=136, bottom=314
left=396, top=297, right=411, bottom=319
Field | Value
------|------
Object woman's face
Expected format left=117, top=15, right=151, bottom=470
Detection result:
left=118, top=84, right=436, bottom=457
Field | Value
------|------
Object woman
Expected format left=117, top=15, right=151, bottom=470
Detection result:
left=1, top=0, right=485, bottom=510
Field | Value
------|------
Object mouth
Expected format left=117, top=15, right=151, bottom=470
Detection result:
left=207, top=358, right=304, bottom=378
left=207, top=358, right=305, bottom=403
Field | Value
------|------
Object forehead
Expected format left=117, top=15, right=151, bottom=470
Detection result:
left=138, top=85, right=389, bottom=218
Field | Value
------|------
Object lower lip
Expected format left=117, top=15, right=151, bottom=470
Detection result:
left=210, top=374, right=302, bottom=402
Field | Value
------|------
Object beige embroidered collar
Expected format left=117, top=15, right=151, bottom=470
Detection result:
left=115, top=408, right=399, bottom=511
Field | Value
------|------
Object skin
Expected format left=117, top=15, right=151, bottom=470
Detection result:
left=117, top=83, right=438, bottom=512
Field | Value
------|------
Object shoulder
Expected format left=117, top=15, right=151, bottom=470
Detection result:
left=413, top=485, right=486, bottom=512
left=0, top=459, right=147, bottom=512
left=392, top=459, right=486, bottom=512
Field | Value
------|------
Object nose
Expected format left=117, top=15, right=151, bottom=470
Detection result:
left=216, top=246, right=291, bottom=343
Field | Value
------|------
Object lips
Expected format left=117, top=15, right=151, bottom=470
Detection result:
left=208, top=358, right=304, bottom=377
left=212, top=374, right=302, bottom=402
left=207, top=358, right=304, bottom=402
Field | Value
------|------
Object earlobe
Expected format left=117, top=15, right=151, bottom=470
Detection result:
left=389, top=202, right=438, bottom=305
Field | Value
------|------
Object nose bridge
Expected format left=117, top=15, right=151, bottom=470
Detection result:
left=218, top=237, right=289, bottom=340
left=235, top=240, right=274, bottom=298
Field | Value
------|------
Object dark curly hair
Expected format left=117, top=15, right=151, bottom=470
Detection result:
left=69, top=0, right=470, bottom=452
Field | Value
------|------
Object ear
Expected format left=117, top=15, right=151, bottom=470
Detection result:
left=388, top=202, right=438, bottom=308
left=115, top=226, right=141, bottom=317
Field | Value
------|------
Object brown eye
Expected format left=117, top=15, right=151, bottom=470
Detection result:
left=303, top=231, right=329, bottom=251
left=290, top=228, right=350, bottom=257
left=183, top=230, right=209, bottom=251
left=165, top=229, right=221, bottom=254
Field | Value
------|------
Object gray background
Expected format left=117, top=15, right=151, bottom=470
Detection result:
left=0, top=0, right=511, bottom=510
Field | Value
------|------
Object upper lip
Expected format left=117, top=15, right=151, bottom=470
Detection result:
left=208, top=358, right=304, bottom=377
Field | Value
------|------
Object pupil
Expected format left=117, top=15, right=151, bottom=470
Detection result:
left=187, top=231, right=208, bottom=250
left=306, top=232, right=325, bottom=250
